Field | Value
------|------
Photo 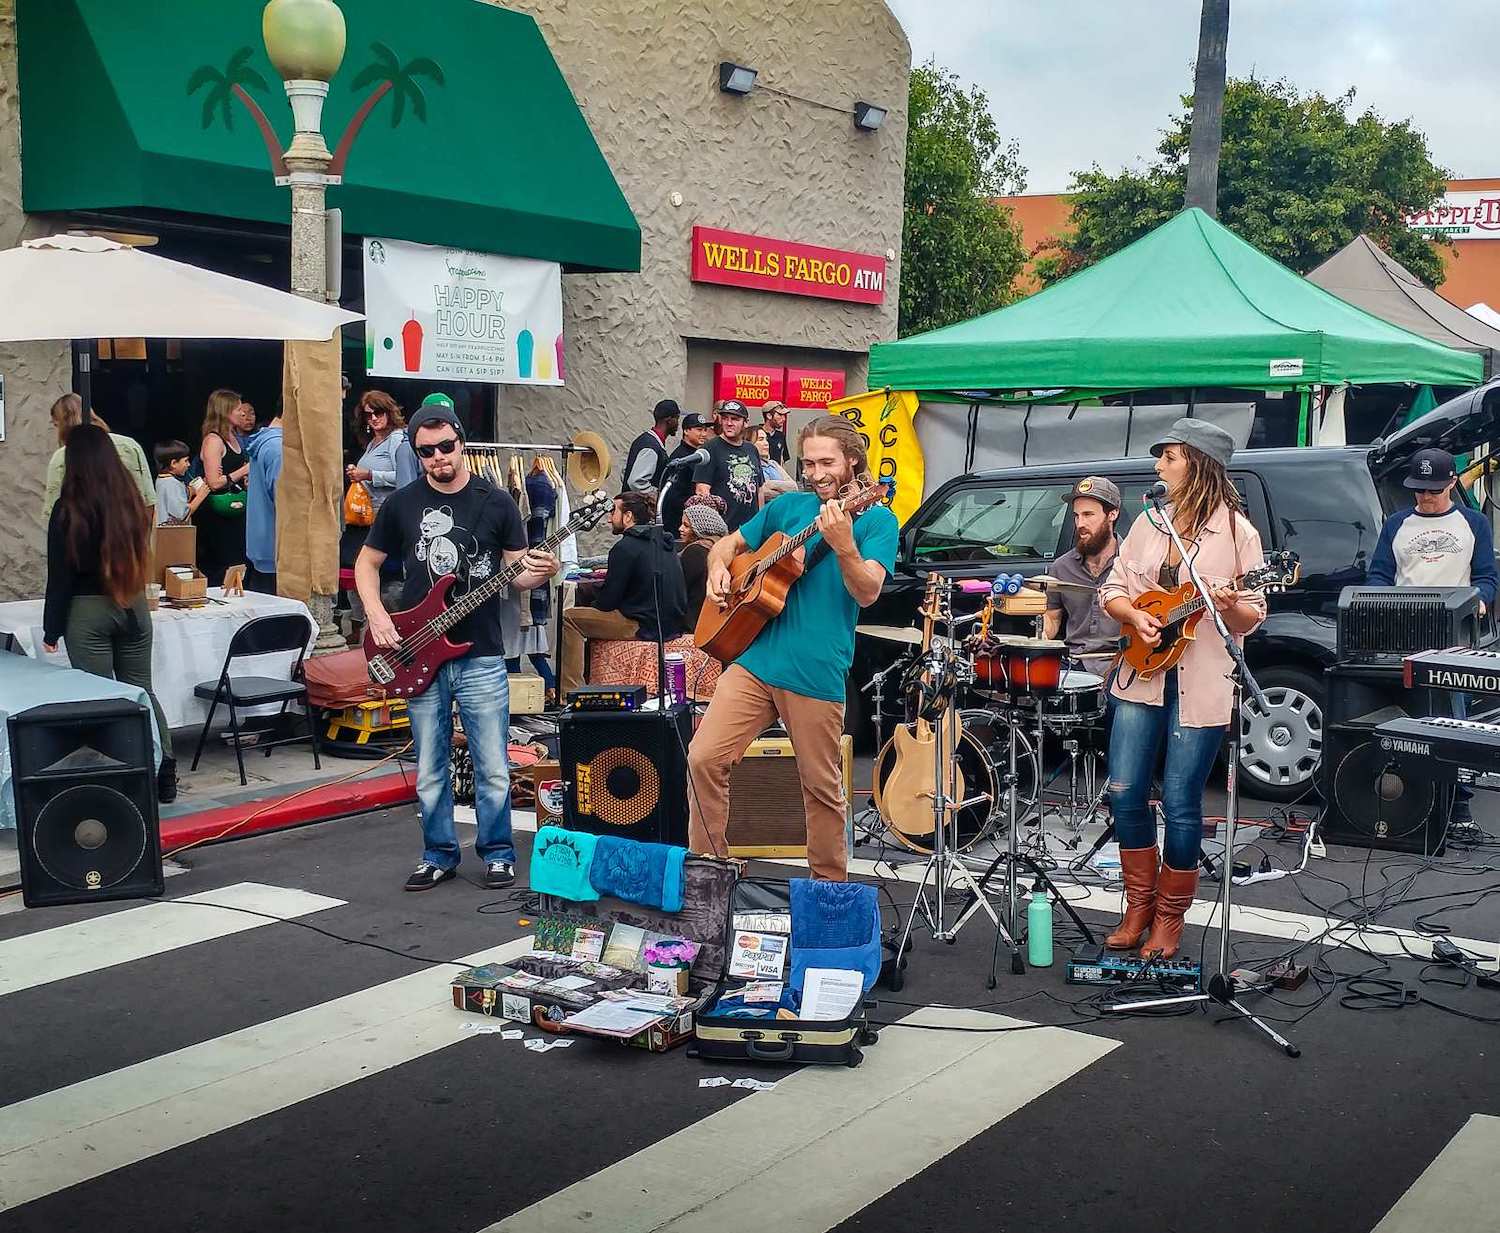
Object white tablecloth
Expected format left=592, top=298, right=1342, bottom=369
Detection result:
left=0, top=590, right=316, bottom=730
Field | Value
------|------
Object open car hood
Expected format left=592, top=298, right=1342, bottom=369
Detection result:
left=1369, top=380, right=1500, bottom=478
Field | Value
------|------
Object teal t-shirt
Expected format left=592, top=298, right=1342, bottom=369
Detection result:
left=735, top=492, right=900, bottom=703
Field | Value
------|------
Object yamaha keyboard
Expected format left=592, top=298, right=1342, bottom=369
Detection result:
left=1375, top=714, right=1500, bottom=775
left=1405, top=647, right=1500, bottom=696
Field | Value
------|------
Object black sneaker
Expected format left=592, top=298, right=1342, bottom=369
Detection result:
left=157, top=756, right=178, bottom=805
left=404, top=862, right=456, bottom=892
left=484, top=860, right=516, bottom=889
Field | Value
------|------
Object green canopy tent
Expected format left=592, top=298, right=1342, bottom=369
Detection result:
left=870, top=209, right=1482, bottom=415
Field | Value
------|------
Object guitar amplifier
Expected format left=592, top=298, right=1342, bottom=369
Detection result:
left=1336, top=586, right=1479, bottom=665
left=725, top=735, right=853, bottom=858
left=560, top=704, right=691, bottom=845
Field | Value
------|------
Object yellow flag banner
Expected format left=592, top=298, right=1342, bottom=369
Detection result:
left=827, top=388, right=924, bottom=525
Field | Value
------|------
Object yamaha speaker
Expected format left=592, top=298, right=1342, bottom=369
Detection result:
left=726, top=735, right=853, bottom=858
left=1318, top=668, right=1448, bottom=856
left=560, top=704, right=692, bottom=844
left=8, top=699, right=163, bottom=908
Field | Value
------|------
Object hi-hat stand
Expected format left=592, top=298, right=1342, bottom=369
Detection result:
left=1100, top=492, right=1301, bottom=1058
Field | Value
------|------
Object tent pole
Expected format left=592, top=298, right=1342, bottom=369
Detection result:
left=1021, top=403, right=1033, bottom=466
left=76, top=341, right=93, bottom=424
left=1124, top=392, right=1136, bottom=455
left=1296, top=388, right=1311, bottom=446
left=966, top=402, right=978, bottom=472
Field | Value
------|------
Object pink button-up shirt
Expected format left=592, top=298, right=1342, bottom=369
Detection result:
left=1098, top=503, right=1268, bottom=728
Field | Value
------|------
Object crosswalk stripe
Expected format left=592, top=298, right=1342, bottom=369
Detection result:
left=1374, top=1114, right=1500, bottom=1231
left=0, top=882, right=346, bottom=999
left=0, top=936, right=532, bottom=1212
left=481, top=1006, right=1117, bottom=1233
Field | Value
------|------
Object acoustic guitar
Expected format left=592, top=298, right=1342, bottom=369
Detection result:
left=694, top=480, right=890, bottom=663
left=873, top=574, right=965, bottom=840
left=1120, top=550, right=1300, bottom=680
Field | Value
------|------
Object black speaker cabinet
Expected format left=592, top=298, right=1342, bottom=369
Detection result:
left=8, top=699, right=163, bottom=908
left=1319, top=668, right=1449, bottom=856
left=560, top=704, right=692, bottom=845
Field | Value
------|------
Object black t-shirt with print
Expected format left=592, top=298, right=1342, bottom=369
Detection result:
left=366, top=475, right=526, bottom=658
left=693, top=437, right=764, bottom=532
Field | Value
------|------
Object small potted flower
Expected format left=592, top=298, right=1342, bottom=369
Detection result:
left=642, top=938, right=699, bottom=996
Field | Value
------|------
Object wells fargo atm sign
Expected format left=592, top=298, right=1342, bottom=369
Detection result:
left=690, top=226, right=886, bottom=305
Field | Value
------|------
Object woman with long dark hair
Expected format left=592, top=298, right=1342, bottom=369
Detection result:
left=1098, top=419, right=1267, bottom=959
left=43, top=424, right=177, bottom=802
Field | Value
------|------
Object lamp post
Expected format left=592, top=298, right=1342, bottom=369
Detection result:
left=263, top=0, right=347, bottom=653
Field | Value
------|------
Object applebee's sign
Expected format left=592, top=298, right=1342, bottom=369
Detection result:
left=363, top=237, right=565, bottom=384
left=1407, top=193, right=1500, bottom=240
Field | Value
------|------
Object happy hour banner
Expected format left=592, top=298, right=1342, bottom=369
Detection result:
left=363, top=237, right=564, bottom=385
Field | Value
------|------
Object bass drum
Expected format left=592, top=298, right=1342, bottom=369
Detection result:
left=873, top=710, right=1037, bottom=854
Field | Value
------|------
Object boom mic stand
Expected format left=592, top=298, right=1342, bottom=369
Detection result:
left=1101, top=492, right=1300, bottom=1058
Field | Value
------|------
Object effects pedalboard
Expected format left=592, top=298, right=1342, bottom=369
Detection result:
left=1065, top=945, right=1202, bottom=992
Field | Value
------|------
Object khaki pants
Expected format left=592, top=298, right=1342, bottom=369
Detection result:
left=559, top=606, right=639, bottom=696
left=688, top=664, right=847, bottom=880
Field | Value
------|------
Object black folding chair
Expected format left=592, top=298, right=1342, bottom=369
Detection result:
left=189, top=613, right=322, bottom=786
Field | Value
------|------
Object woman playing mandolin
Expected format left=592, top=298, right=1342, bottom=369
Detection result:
left=1098, top=419, right=1267, bottom=960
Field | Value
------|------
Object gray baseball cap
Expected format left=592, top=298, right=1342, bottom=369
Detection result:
left=1149, top=417, right=1236, bottom=468
left=1065, top=475, right=1121, bottom=510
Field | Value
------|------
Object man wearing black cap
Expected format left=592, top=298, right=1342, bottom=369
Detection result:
left=660, top=411, right=714, bottom=538
left=695, top=398, right=763, bottom=532
left=622, top=399, right=681, bottom=493
left=1369, top=447, right=1496, bottom=608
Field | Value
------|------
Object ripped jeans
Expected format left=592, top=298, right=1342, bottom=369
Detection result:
left=1107, top=671, right=1223, bottom=870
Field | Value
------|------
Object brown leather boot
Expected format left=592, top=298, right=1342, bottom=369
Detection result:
left=1140, top=865, right=1199, bottom=960
left=1105, top=846, right=1159, bottom=950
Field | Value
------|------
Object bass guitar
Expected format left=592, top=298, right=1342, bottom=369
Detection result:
left=365, top=489, right=611, bottom=698
left=694, top=480, right=890, bottom=663
left=1121, top=550, right=1300, bottom=680
left=872, top=574, right=965, bottom=840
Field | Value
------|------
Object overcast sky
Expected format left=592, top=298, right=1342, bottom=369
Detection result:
left=885, top=1, right=1496, bottom=195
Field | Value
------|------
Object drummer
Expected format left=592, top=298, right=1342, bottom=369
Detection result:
left=1042, top=476, right=1123, bottom=677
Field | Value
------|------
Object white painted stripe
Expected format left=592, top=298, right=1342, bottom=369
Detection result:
left=482, top=1006, right=1116, bottom=1233
left=0, top=936, right=533, bottom=1212
left=0, top=882, right=345, bottom=998
left=1373, top=1114, right=1500, bottom=1232
left=766, top=854, right=1498, bottom=961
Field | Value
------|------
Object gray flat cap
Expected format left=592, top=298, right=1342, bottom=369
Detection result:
left=1149, top=417, right=1235, bottom=468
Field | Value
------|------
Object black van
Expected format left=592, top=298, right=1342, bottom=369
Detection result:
left=849, top=383, right=1500, bottom=802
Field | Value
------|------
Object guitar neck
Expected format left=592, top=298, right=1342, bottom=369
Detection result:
left=428, top=519, right=575, bottom=635
left=1162, top=570, right=1270, bottom=624
left=762, top=486, right=885, bottom=569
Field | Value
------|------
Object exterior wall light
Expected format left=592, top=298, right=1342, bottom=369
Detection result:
left=853, top=101, right=887, bottom=132
left=719, top=62, right=757, bottom=96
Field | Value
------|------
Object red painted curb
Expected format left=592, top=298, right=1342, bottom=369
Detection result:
left=161, top=769, right=417, bottom=853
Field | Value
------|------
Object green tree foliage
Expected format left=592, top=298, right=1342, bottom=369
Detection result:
left=901, top=62, right=1028, bottom=336
left=1036, top=78, right=1451, bottom=286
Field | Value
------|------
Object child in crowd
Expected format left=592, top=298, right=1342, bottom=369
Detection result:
left=153, top=439, right=208, bottom=526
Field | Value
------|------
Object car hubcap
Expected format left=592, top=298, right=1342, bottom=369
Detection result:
left=1239, top=686, right=1323, bottom=790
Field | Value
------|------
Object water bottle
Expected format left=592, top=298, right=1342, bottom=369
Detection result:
left=1027, top=882, right=1054, bottom=968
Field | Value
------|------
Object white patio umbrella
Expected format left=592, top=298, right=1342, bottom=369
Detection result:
left=0, top=233, right=362, bottom=416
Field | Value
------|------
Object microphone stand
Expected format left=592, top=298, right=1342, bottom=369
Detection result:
left=1101, top=493, right=1301, bottom=1059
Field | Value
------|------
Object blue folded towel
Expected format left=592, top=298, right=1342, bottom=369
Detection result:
left=529, top=826, right=600, bottom=902
left=790, top=880, right=882, bottom=997
left=590, top=836, right=687, bottom=912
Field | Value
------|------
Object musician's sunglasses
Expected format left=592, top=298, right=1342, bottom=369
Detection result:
left=415, top=437, right=461, bottom=459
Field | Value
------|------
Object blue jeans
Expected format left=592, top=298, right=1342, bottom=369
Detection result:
left=1107, top=673, right=1223, bottom=870
left=405, top=655, right=514, bottom=870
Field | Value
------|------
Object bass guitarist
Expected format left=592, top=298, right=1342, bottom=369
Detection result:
left=357, top=403, right=559, bottom=893
left=689, top=415, right=899, bottom=880
left=1097, top=418, right=1265, bottom=959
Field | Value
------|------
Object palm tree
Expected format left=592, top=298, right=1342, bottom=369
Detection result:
left=1184, top=0, right=1230, bottom=217
left=329, top=43, right=446, bottom=177
left=187, top=47, right=287, bottom=178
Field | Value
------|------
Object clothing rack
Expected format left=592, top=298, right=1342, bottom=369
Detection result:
left=464, top=440, right=591, bottom=455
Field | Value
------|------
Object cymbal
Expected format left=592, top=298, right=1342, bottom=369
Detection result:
left=855, top=624, right=956, bottom=648
left=567, top=430, right=612, bottom=491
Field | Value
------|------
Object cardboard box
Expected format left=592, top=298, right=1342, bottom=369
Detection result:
left=163, top=567, right=207, bottom=602
left=509, top=672, right=545, bottom=715
left=150, top=523, right=197, bottom=583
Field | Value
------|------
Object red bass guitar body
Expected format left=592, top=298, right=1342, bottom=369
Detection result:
left=363, top=574, right=473, bottom=698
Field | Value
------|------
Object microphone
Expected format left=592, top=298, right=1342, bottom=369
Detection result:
left=663, top=447, right=710, bottom=471
left=1144, top=480, right=1169, bottom=502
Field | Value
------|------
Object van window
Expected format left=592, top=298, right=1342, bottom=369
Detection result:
left=909, top=482, right=1074, bottom=564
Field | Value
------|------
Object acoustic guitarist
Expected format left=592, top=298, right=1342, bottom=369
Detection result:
left=689, top=415, right=899, bottom=880
left=357, top=403, right=559, bottom=893
left=1097, top=418, right=1266, bottom=959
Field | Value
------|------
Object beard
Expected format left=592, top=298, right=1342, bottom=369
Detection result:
left=1075, top=524, right=1111, bottom=555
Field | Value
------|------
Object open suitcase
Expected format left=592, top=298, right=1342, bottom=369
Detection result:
left=689, top=877, right=881, bottom=1068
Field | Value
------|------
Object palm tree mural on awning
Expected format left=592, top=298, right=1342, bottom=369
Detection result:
left=187, top=46, right=287, bottom=177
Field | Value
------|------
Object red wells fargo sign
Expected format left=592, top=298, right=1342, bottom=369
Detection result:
left=690, top=226, right=886, bottom=304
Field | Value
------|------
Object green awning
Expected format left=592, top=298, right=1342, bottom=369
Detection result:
left=16, top=0, right=640, bottom=273
left=869, top=208, right=1482, bottom=395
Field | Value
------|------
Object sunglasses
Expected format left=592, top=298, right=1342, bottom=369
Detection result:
left=415, top=437, right=460, bottom=459
left=364, top=409, right=388, bottom=419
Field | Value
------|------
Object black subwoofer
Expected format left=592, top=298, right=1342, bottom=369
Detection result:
left=9, top=699, right=163, bottom=907
left=559, top=704, right=691, bottom=845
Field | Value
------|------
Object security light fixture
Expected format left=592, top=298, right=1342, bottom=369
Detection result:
left=853, top=101, right=888, bottom=132
left=719, top=62, right=757, bottom=96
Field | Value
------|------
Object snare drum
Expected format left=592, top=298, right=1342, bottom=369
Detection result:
left=1040, top=670, right=1106, bottom=727
left=972, top=635, right=1066, bottom=696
